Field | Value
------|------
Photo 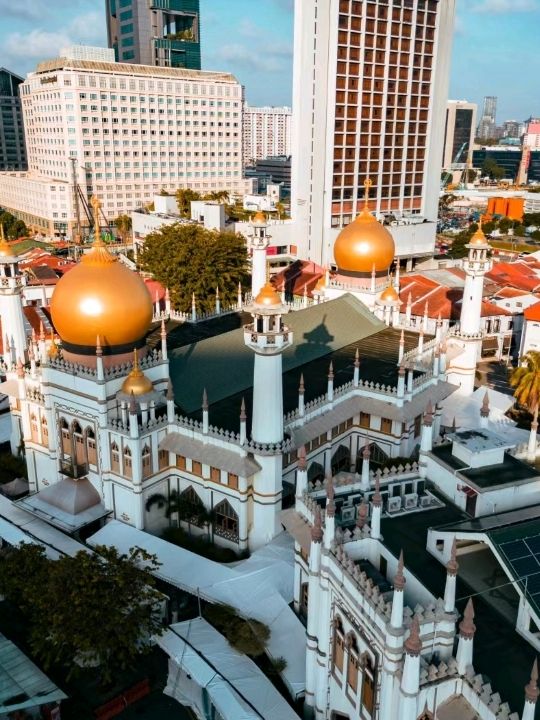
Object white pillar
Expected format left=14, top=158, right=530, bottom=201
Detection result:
left=161, top=319, right=168, bottom=360
left=480, top=391, right=490, bottom=429
left=397, top=365, right=406, bottom=399
left=361, top=440, right=370, bottom=491
left=444, top=538, right=458, bottom=613
left=523, top=659, right=539, bottom=720
left=251, top=245, right=268, bottom=298
left=296, top=446, right=308, bottom=499
left=166, top=381, right=175, bottom=422
left=324, top=480, right=335, bottom=549
left=399, top=616, right=422, bottom=720
left=239, top=398, right=247, bottom=445
left=327, top=362, right=334, bottom=402
left=305, top=508, right=323, bottom=711
left=252, top=353, right=284, bottom=444
left=391, top=552, right=406, bottom=629
left=419, top=402, right=433, bottom=479
left=298, top=373, right=305, bottom=417
left=456, top=599, right=475, bottom=675
left=398, top=329, right=405, bottom=364
left=202, top=388, right=209, bottom=435
left=353, top=348, right=360, bottom=388
left=371, top=476, right=382, bottom=540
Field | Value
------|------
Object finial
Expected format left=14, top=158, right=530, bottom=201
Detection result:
left=407, top=292, right=412, bottom=307
left=96, top=335, right=102, bottom=357
left=129, top=390, right=138, bottom=415
left=481, top=391, right=490, bottom=418
left=354, top=347, right=360, bottom=368
left=192, top=292, right=196, bottom=307
left=326, top=477, right=335, bottom=517
left=525, top=658, right=539, bottom=704
left=90, top=195, right=105, bottom=247
left=202, top=387, right=208, bottom=411
left=452, top=417, right=457, bottom=432
left=31, top=327, right=37, bottom=342
left=437, top=310, right=442, bottom=325
left=356, top=501, right=368, bottom=529
left=394, top=550, right=406, bottom=591
left=404, top=615, right=422, bottom=655
left=216, top=285, right=220, bottom=299
left=166, top=378, right=174, bottom=402
left=446, top=537, right=459, bottom=575
left=459, top=598, right=476, bottom=639
left=297, top=445, right=306, bottom=470
left=328, top=361, right=334, bottom=380
left=299, top=373, right=305, bottom=393
left=240, top=397, right=246, bottom=421
left=363, top=177, right=373, bottom=207
left=311, top=506, right=323, bottom=543
left=132, top=347, right=139, bottom=370
left=372, top=475, right=382, bottom=507
left=161, top=318, right=166, bottom=336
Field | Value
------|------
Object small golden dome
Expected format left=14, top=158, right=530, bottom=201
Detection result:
left=252, top=211, right=267, bottom=226
left=380, top=285, right=400, bottom=303
left=254, top=281, right=281, bottom=308
left=50, top=238, right=152, bottom=348
left=121, top=350, right=153, bottom=396
left=469, top=226, right=489, bottom=246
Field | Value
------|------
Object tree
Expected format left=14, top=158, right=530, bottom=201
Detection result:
left=449, top=230, right=473, bottom=259
left=514, top=224, right=526, bottom=237
left=524, top=212, right=540, bottom=227
left=498, top=217, right=513, bottom=234
left=0, top=543, right=163, bottom=684
left=139, top=223, right=249, bottom=313
left=176, top=188, right=202, bottom=217
left=114, top=214, right=132, bottom=243
left=509, top=351, right=540, bottom=462
left=466, top=168, right=478, bottom=183
left=203, top=603, right=270, bottom=658
left=481, top=157, right=505, bottom=181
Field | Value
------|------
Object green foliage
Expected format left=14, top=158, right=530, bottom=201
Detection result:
left=449, top=230, right=473, bottom=259
left=514, top=224, right=526, bottom=237
left=0, top=543, right=163, bottom=684
left=175, top=188, right=202, bottom=217
left=498, top=217, right=513, bottom=234
left=466, top=168, right=478, bottom=183
left=114, top=214, right=132, bottom=242
left=481, top=157, right=505, bottom=181
left=203, top=603, right=270, bottom=657
left=530, top=230, right=540, bottom=242
left=0, top=452, right=28, bottom=481
left=138, top=223, right=249, bottom=313
left=510, top=351, right=540, bottom=429
left=482, top=220, right=497, bottom=234
left=523, top=213, right=540, bottom=227
left=0, top=209, right=28, bottom=239
left=271, top=657, right=288, bottom=674
left=162, top=526, right=242, bottom=563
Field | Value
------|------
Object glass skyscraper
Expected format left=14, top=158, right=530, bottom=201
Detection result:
left=0, top=68, right=27, bottom=171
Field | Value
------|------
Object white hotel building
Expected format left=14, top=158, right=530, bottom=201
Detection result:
left=243, top=105, right=292, bottom=165
left=0, top=56, right=245, bottom=235
left=291, top=0, right=456, bottom=267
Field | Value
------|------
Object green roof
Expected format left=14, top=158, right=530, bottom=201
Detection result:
left=169, top=294, right=385, bottom=414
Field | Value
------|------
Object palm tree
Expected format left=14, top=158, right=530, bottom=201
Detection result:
left=114, top=214, right=132, bottom=243
left=509, top=351, right=540, bottom=462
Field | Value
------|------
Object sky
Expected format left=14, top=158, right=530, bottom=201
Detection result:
left=0, top=0, right=538, bottom=122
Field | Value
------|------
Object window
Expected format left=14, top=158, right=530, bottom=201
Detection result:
left=192, top=460, right=202, bottom=476
left=124, top=446, right=132, bottom=478
left=86, top=428, right=97, bottom=466
left=347, top=634, right=359, bottom=693
left=227, top=473, right=238, bottom=489
left=158, top=449, right=168, bottom=470
left=214, top=500, right=239, bottom=542
left=179, top=486, right=205, bottom=527
left=300, top=582, right=309, bottom=617
left=361, top=655, right=376, bottom=715
left=176, top=454, right=186, bottom=470
left=360, top=412, right=370, bottom=428
left=332, top=617, right=345, bottom=672
left=210, top=466, right=220, bottom=482
left=414, top=414, right=422, bottom=438
left=381, top=418, right=392, bottom=434
left=41, top=417, right=48, bottom=445
left=30, top=414, right=39, bottom=443
left=111, top=442, right=120, bottom=473
left=142, top=444, right=152, bottom=478
left=60, top=418, right=70, bottom=456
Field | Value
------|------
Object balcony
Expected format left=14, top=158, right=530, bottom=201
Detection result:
left=59, top=459, right=89, bottom=479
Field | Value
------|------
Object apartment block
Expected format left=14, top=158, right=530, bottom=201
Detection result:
left=243, top=105, right=292, bottom=165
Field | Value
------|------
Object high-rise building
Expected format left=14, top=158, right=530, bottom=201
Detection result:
left=477, top=95, right=498, bottom=140
left=442, top=100, right=477, bottom=170
left=502, top=120, right=524, bottom=140
left=243, top=105, right=292, bottom=165
left=106, top=0, right=201, bottom=70
left=291, top=0, right=456, bottom=267
left=524, top=119, right=540, bottom=150
left=0, top=68, right=27, bottom=171
left=0, top=55, right=244, bottom=236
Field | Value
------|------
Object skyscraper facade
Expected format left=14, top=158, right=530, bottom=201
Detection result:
left=0, top=68, right=27, bottom=171
left=477, top=95, right=498, bottom=140
left=442, top=100, right=477, bottom=170
left=291, top=0, right=456, bottom=267
left=243, top=105, right=292, bottom=165
left=106, top=0, right=201, bottom=70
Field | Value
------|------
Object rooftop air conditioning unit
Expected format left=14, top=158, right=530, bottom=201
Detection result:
left=404, top=493, right=418, bottom=509
left=341, top=506, right=356, bottom=523
left=420, top=495, right=432, bottom=508
left=387, top=496, right=402, bottom=513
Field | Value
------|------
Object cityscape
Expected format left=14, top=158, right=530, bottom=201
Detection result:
left=1, top=1, right=540, bottom=720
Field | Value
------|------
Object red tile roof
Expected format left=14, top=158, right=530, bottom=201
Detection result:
left=524, top=301, right=540, bottom=322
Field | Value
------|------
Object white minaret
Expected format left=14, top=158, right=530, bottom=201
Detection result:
left=249, top=211, right=270, bottom=299
left=523, top=659, right=539, bottom=720
left=399, top=615, right=422, bottom=720
left=0, top=226, right=27, bottom=363
left=244, top=281, right=293, bottom=548
left=447, top=226, right=492, bottom=396
left=456, top=598, right=476, bottom=675
left=379, top=552, right=406, bottom=720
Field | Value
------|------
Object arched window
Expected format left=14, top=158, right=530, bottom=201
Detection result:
left=346, top=633, right=359, bottom=693
left=178, top=486, right=205, bottom=527
left=214, top=499, right=238, bottom=542
left=361, top=654, right=376, bottom=715
left=123, top=446, right=132, bottom=479
left=86, top=427, right=97, bottom=466
left=41, top=417, right=48, bottom=446
left=60, top=418, right=71, bottom=456
left=72, top=421, right=85, bottom=465
left=30, top=414, right=39, bottom=443
left=142, top=444, right=152, bottom=478
left=332, top=617, right=345, bottom=673
left=110, top=442, right=120, bottom=473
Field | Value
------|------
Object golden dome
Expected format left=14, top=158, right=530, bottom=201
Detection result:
left=254, top=281, right=281, bottom=308
left=50, top=197, right=152, bottom=349
left=121, top=350, right=153, bottom=396
left=252, top=211, right=267, bottom=226
left=469, top=226, right=489, bottom=246
left=333, top=179, right=395, bottom=274
left=379, top=285, right=400, bottom=303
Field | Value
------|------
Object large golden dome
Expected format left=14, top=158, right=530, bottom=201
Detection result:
left=50, top=235, right=152, bottom=350
left=333, top=180, right=395, bottom=275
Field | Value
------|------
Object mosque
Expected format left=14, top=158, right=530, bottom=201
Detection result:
left=0, top=191, right=539, bottom=720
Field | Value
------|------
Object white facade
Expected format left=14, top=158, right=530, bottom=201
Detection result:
left=243, top=105, right=292, bottom=165
left=60, top=46, right=116, bottom=62
left=0, top=58, right=244, bottom=233
left=443, top=99, right=477, bottom=169
left=291, top=0, right=456, bottom=266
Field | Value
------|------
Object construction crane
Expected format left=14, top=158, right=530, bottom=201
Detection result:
left=440, top=142, right=468, bottom=191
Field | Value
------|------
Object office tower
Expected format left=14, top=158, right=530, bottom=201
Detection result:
left=106, top=0, right=201, bottom=70
left=291, top=0, right=456, bottom=267
left=0, top=69, right=27, bottom=171
left=442, top=100, right=477, bottom=170
left=243, top=105, right=292, bottom=165
left=477, top=95, right=498, bottom=140
left=0, top=54, right=243, bottom=236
